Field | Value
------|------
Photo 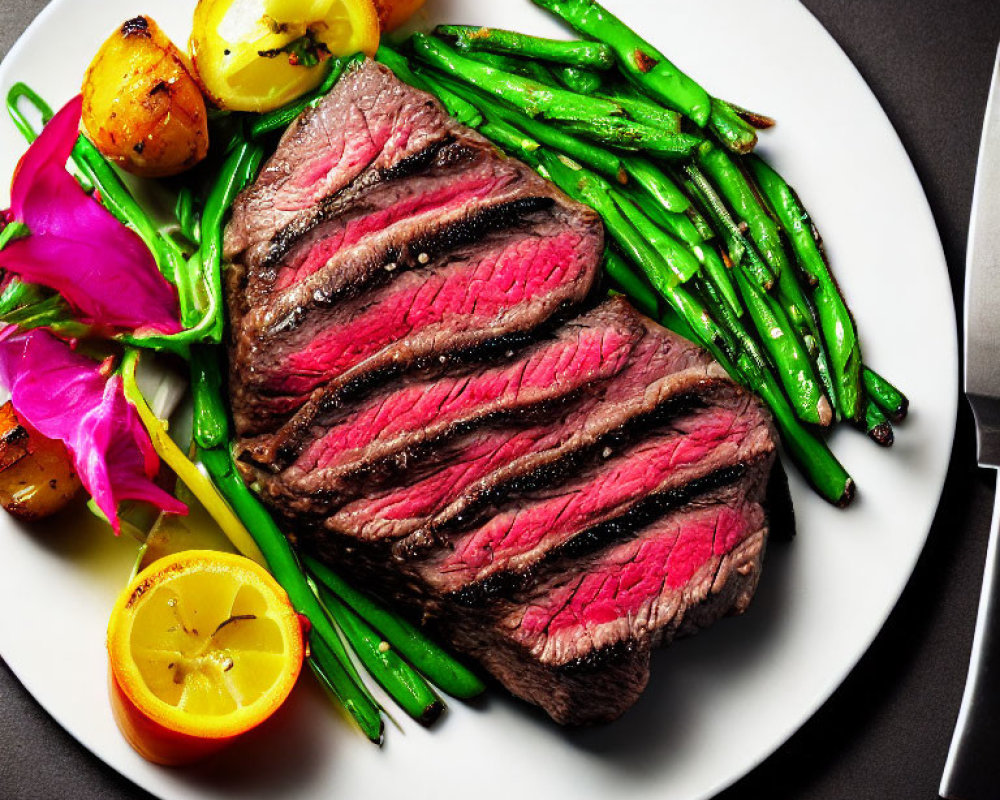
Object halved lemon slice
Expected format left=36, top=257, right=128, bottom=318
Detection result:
left=190, top=0, right=380, bottom=112
left=107, top=550, right=305, bottom=765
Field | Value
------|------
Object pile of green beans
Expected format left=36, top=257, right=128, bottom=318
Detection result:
left=389, top=0, right=909, bottom=505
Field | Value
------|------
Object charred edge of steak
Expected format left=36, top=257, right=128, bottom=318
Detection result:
left=259, top=135, right=462, bottom=272
left=445, top=463, right=749, bottom=608
left=239, top=359, right=587, bottom=478
left=247, top=315, right=573, bottom=472
left=250, top=196, right=566, bottom=464
left=386, top=388, right=715, bottom=555
left=263, top=195, right=558, bottom=340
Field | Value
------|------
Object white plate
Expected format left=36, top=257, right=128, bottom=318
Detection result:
left=0, top=1, right=957, bottom=798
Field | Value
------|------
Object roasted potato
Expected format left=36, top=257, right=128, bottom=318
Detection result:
left=82, top=16, right=209, bottom=178
left=372, top=0, right=425, bottom=32
left=190, top=0, right=380, bottom=113
left=0, top=402, right=81, bottom=522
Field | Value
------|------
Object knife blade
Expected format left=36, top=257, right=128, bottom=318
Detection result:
left=940, top=42, right=1000, bottom=800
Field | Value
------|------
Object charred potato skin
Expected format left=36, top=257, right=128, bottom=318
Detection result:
left=82, top=16, right=209, bottom=179
left=0, top=402, right=82, bottom=522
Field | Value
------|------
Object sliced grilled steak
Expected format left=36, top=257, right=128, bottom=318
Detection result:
left=225, top=60, right=470, bottom=268
left=226, top=60, right=602, bottom=440
left=226, top=60, right=780, bottom=727
left=248, top=299, right=641, bottom=510
left=446, top=473, right=770, bottom=724
left=266, top=139, right=528, bottom=297
left=313, top=302, right=713, bottom=542
left=231, top=202, right=600, bottom=431
left=415, top=389, right=773, bottom=599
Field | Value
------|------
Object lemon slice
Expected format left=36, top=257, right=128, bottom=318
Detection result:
left=107, top=550, right=305, bottom=764
left=190, top=0, right=380, bottom=112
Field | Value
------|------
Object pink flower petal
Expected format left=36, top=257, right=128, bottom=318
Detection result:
left=0, top=328, right=186, bottom=532
left=0, top=233, right=180, bottom=334
left=2, top=97, right=181, bottom=335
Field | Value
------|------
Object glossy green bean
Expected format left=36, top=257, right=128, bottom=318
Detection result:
left=305, top=555, right=485, bottom=699
left=436, top=24, right=615, bottom=70
left=318, top=588, right=443, bottom=724
left=530, top=0, right=712, bottom=125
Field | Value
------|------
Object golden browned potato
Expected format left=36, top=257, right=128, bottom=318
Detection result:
left=0, top=402, right=82, bottom=522
left=372, top=0, right=425, bottom=31
left=82, top=16, right=209, bottom=178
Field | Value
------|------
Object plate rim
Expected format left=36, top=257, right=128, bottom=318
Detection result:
left=0, top=1, right=959, bottom=798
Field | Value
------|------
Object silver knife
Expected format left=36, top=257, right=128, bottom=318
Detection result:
left=941, top=42, right=1000, bottom=800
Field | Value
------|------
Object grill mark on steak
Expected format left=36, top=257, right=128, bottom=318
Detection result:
left=246, top=299, right=642, bottom=506
left=324, top=313, right=717, bottom=545
left=248, top=225, right=598, bottom=407
left=256, top=138, right=510, bottom=293
left=225, top=60, right=465, bottom=263
left=230, top=195, right=573, bottom=437
left=436, top=474, right=770, bottom=724
left=412, top=393, right=773, bottom=598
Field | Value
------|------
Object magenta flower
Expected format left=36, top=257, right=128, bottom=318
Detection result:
left=0, top=96, right=181, bottom=335
left=0, top=328, right=186, bottom=532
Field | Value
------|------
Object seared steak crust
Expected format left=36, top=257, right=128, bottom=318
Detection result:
left=225, top=59, right=778, bottom=726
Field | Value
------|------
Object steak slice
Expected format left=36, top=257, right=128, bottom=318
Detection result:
left=225, top=59, right=468, bottom=268
left=248, top=299, right=642, bottom=509
left=265, top=138, right=528, bottom=298
left=446, top=473, right=770, bottom=724
left=231, top=202, right=600, bottom=431
left=413, top=388, right=773, bottom=598
left=227, top=59, right=603, bottom=441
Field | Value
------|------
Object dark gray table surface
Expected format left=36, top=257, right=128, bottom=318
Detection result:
left=1, top=1, right=998, bottom=798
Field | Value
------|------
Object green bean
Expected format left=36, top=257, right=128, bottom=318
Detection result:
left=602, top=248, right=660, bottom=318
left=863, top=397, right=894, bottom=446
left=609, top=189, right=701, bottom=286
left=190, top=345, right=229, bottom=449
left=436, top=24, right=615, bottom=70
left=307, top=634, right=384, bottom=743
left=554, top=66, right=604, bottom=94
left=530, top=0, right=711, bottom=126
left=695, top=142, right=787, bottom=280
left=409, top=34, right=702, bottom=156
left=304, top=556, right=485, bottom=700
left=863, top=366, right=908, bottom=422
left=458, top=48, right=557, bottom=85
left=174, top=187, right=200, bottom=245
left=723, top=99, right=776, bottom=129
left=629, top=188, right=740, bottom=316
left=622, top=157, right=689, bottom=212
left=731, top=263, right=831, bottom=426
left=317, top=587, right=443, bottom=724
left=682, top=163, right=774, bottom=291
left=598, top=86, right=681, bottom=132
left=697, top=277, right=854, bottom=505
left=748, top=155, right=863, bottom=421
left=427, top=71, right=626, bottom=182
left=709, top=98, right=757, bottom=154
